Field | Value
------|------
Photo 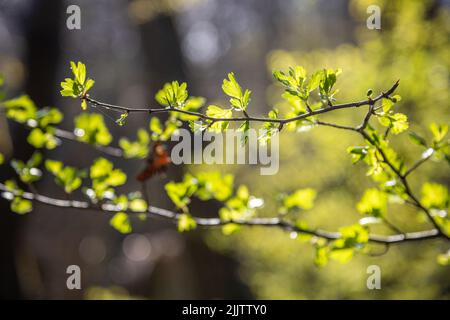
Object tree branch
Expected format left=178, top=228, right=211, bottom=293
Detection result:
left=54, top=128, right=124, bottom=157
left=0, top=182, right=443, bottom=245
left=83, top=81, right=400, bottom=125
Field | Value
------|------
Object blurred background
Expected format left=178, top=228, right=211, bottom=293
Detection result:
left=0, top=0, right=449, bottom=299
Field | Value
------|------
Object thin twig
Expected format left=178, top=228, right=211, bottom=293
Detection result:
left=404, top=151, right=434, bottom=177
left=54, top=128, right=123, bottom=157
left=315, top=121, right=359, bottom=132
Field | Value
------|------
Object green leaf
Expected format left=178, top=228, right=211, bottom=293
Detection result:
left=273, top=67, right=310, bottom=101
left=194, top=171, right=234, bottom=201
left=319, top=68, right=340, bottom=97
left=390, top=113, right=409, bottom=134
left=4, top=179, right=20, bottom=192
left=60, top=78, right=77, bottom=97
left=27, top=152, right=43, bottom=168
left=333, top=224, right=369, bottom=254
left=106, top=169, right=127, bottom=186
left=329, top=248, right=354, bottom=264
left=314, top=246, right=329, bottom=267
left=178, top=213, right=197, bottom=232
left=222, top=72, right=242, bottom=99
left=381, top=98, right=395, bottom=113
left=206, top=105, right=232, bottom=132
left=149, top=117, right=163, bottom=139
left=421, top=182, right=448, bottom=209
left=81, top=99, right=87, bottom=110
left=282, top=188, right=316, bottom=211
left=291, top=66, right=307, bottom=81
left=61, top=61, right=94, bottom=102
left=409, top=132, right=427, bottom=147
left=189, top=120, right=207, bottom=133
left=27, top=128, right=58, bottom=149
left=181, top=96, right=205, bottom=111
left=222, top=73, right=251, bottom=111
left=90, top=157, right=113, bottom=179
left=242, top=89, right=251, bottom=108
left=378, top=113, right=408, bottom=135
left=222, top=223, right=241, bottom=235
left=273, top=70, right=291, bottom=86
left=11, top=152, right=43, bottom=184
left=356, top=188, right=388, bottom=217
left=109, top=212, right=132, bottom=234
left=115, top=112, right=128, bottom=126
left=218, top=182, right=261, bottom=223
left=176, top=96, right=205, bottom=121
left=71, top=61, right=86, bottom=85
left=11, top=197, right=32, bottom=214
left=258, top=109, right=280, bottom=146
left=90, top=158, right=126, bottom=199
left=74, top=113, right=112, bottom=146
left=45, top=159, right=63, bottom=174
left=165, top=180, right=194, bottom=209
left=159, top=120, right=181, bottom=141
left=307, top=70, right=323, bottom=92
left=391, top=94, right=402, bottom=103
left=155, top=81, right=188, bottom=107
left=430, top=123, right=448, bottom=143
left=45, top=160, right=84, bottom=193
left=37, top=107, right=63, bottom=128
left=129, top=199, right=148, bottom=212
left=437, top=251, right=450, bottom=266
left=347, top=146, right=368, bottom=163
left=85, top=79, right=95, bottom=92
left=0, top=153, right=4, bottom=165
left=2, top=95, right=37, bottom=123
left=119, top=128, right=150, bottom=159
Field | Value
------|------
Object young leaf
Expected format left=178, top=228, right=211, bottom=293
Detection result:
left=149, top=117, right=163, bottom=140
left=119, top=128, right=150, bottom=159
left=37, top=107, right=63, bottom=128
left=222, top=72, right=242, bottom=99
left=178, top=213, right=197, bottom=232
left=409, top=132, right=427, bottom=147
left=11, top=197, right=33, bottom=214
left=430, top=123, right=448, bottom=143
left=61, top=61, right=94, bottom=105
left=11, top=152, right=43, bottom=184
left=155, top=81, right=188, bottom=107
left=90, top=157, right=127, bottom=199
left=347, top=146, right=368, bottom=164
left=307, top=70, right=323, bottom=92
left=2, top=95, right=37, bottom=123
left=74, top=113, right=112, bottom=146
left=129, top=198, right=148, bottom=212
left=421, top=182, right=448, bottom=209
left=115, top=112, right=129, bottom=126
left=356, top=188, right=388, bottom=217
left=206, top=105, right=232, bottom=132
left=110, top=212, right=132, bottom=234
left=27, top=128, right=58, bottom=149
left=378, top=113, right=409, bottom=135
left=222, top=73, right=251, bottom=111
left=45, top=159, right=84, bottom=193
left=282, top=188, right=316, bottom=212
